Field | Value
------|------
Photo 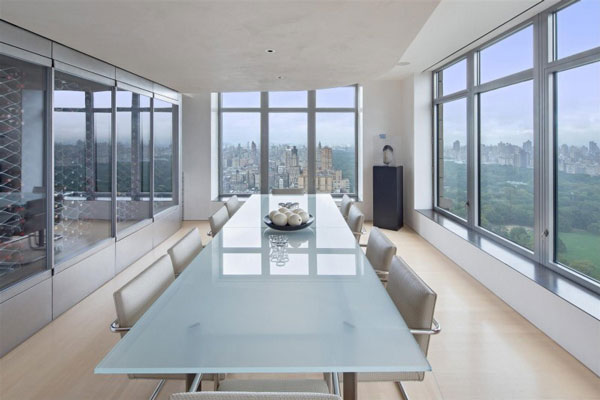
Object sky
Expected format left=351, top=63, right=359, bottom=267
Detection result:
left=221, top=86, right=356, bottom=147
left=442, top=0, right=599, bottom=150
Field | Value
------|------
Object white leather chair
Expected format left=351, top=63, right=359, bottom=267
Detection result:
left=271, top=188, right=304, bottom=195
left=209, top=206, right=229, bottom=236
left=337, top=255, right=440, bottom=400
left=338, top=194, right=353, bottom=220
left=364, top=227, right=396, bottom=283
left=346, top=205, right=364, bottom=243
left=111, top=255, right=181, bottom=400
left=225, top=195, right=242, bottom=217
left=168, top=227, right=204, bottom=276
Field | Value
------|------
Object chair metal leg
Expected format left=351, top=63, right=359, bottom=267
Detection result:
left=149, top=379, right=166, bottom=400
left=396, top=382, right=410, bottom=400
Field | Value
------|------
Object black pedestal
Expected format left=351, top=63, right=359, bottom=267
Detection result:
left=373, top=166, right=403, bottom=230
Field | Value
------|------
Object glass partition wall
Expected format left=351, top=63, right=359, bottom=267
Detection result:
left=153, top=98, right=177, bottom=214
left=54, top=71, right=113, bottom=263
left=0, top=50, right=179, bottom=290
left=116, top=89, right=152, bottom=232
left=433, top=0, right=600, bottom=292
left=0, top=55, right=48, bottom=290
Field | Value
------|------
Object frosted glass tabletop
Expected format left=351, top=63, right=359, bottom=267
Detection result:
left=96, top=195, right=430, bottom=375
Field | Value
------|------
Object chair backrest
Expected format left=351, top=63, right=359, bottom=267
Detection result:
left=225, top=195, right=241, bottom=217
left=113, top=255, right=175, bottom=336
left=339, top=194, right=353, bottom=219
left=387, top=255, right=437, bottom=355
left=209, top=206, right=229, bottom=236
left=170, top=393, right=341, bottom=400
left=365, top=227, right=396, bottom=272
left=168, top=227, right=203, bottom=275
left=271, top=188, right=305, bottom=195
left=347, top=204, right=364, bottom=242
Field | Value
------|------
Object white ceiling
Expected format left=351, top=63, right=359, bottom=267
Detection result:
left=379, top=0, right=561, bottom=80
left=0, top=0, right=440, bottom=93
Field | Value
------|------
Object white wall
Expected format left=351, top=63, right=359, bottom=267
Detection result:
left=357, top=80, right=406, bottom=220
left=394, top=72, right=600, bottom=377
left=182, top=93, right=222, bottom=220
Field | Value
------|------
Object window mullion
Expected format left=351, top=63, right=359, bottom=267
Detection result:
left=307, top=90, right=316, bottom=194
left=535, top=13, right=547, bottom=264
left=466, top=52, right=476, bottom=228
left=260, top=92, right=269, bottom=194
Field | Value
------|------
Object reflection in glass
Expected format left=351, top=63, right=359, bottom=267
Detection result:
left=153, top=99, right=176, bottom=214
left=116, top=89, right=151, bottom=232
left=269, top=113, right=307, bottom=191
left=316, top=113, right=355, bottom=194
left=269, top=91, right=307, bottom=108
left=221, top=92, right=260, bottom=108
left=480, top=26, right=533, bottom=84
left=479, top=81, right=534, bottom=250
left=556, top=0, right=600, bottom=60
left=440, top=59, right=466, bottom=96
left=316, top=86, right=355, bottom=108
left=54, top=71, right=112, bottom=263
left=437, top=98, right=467, bottom=219
left=317, top=254, right=357, bottom=275
left=222, top=253, right=261, bottom=275
left=0, top=55, right=48, bottom=290
left=221, top=112, right=260, bottom=194
left=555, top=62, right=600, bottom=282
left=270, top=254, right=308, bottom=275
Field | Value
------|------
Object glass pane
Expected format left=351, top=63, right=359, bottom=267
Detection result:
left=555, top=62, right=600, bottom=282
left=316, top=87, right=355, bottom=108
left=0, top=55, right=48, bottom=290
left=153, top=99, right=176, bottom=214
left=479, top=80, right=534, bottom=250
left=556, top=0, right=600, bottom=59
left=221, top=92, right=260, bottom=108
left=316, top=113, right=355, bottom=194
left=440, top=59, right=466, bottom=96
left=221, top=113, right=260, bottom=194
left=269, top=91, right=307, bottom=107
left=268, top=113, right=307, bottom=191
left=480, top=25, right=533, bottom=84
left=437, top=98, right=467, bottom=219
left=116, top=90, right=151, bottom=232
left=54, top=71, right=112, bottom=263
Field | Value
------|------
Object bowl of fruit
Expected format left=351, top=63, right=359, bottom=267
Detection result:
left=264, top=206, right=314, bottom=231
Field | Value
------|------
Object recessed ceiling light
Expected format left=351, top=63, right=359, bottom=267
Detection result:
left=396, top=61, right=410, bottom=66
left=265, top=49, right=276, bottom=53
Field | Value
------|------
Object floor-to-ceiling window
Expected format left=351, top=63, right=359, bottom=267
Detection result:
left=116, top=89, right=151, bottom=233
left=54, top=71, right=113, bottom=263
left=434, top=59, right=468, bottom=219
left=551, top=0, right=600, bottom=283
left=219, top=85, right=359, bottom=196
left=432, top=0, right=600, bottom=291
left=0, top=54, right=48, bottom=290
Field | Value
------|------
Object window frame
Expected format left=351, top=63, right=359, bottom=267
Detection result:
left=432, top=0, right=600, bottom=293
left=218, top=85, right=359, bottom=197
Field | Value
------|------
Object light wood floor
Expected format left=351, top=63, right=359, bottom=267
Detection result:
left=0, top=221, right=598, bottom=400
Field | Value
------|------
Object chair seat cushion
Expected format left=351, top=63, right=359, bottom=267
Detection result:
left=218, top=379, right=330, bottom=394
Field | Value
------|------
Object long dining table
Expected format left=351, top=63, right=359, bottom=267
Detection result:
left=95, top=194, right=431, bottom=400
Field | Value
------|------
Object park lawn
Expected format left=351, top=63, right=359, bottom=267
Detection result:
left=557, top=231, right=600, bottom=272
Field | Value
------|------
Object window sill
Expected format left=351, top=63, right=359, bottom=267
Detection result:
left=417, top=209, right=600, bottom=320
